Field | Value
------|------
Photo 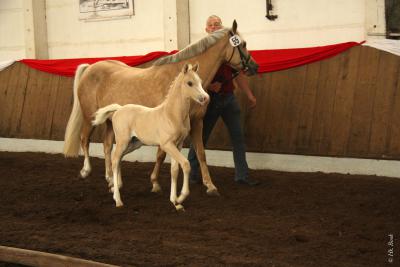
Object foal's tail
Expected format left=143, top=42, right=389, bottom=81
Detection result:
left=63, top=63, right=89, bottom=157
left=92, top=104, right=122, bottom=126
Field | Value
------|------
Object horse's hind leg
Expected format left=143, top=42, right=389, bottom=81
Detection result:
left=190, top=119, right=219, bottom=196
left=80, top=121, right=94, bottom=178
left=104, top=120, right=114, bottom=187
left=150, top=146, right=166, bottom=193
left=111, top=138, right=129, bottom=207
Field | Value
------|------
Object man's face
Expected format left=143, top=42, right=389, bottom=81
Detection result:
left=206, top=17, right=223, bottom=33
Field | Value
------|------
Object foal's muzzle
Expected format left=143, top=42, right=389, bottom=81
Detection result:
left=197, top=94, right=210, bottom=105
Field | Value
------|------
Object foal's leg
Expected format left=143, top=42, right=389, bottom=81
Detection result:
left=79, top=121, right=94, bottom=178
left=150, top=147, right=166, bottom=193
left=190, top=119, right=219, bottom=195
left=103, top=120, right=114, bottom=187
left=163, top=143, right=190, bottom=210
left=169, top=157, right=182, bottom=210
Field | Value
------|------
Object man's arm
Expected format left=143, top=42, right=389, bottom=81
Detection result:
left=235, top=73, right=257, bottom=108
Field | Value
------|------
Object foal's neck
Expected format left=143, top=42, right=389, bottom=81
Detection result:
left=161, top=76, right=191, bottom=126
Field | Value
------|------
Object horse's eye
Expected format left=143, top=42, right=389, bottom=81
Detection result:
left=187, top=81, right=193, bottom=87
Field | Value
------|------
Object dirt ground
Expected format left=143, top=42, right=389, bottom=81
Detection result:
left=0, top=151, right=399, bottom=267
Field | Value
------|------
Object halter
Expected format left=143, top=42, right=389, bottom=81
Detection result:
left=227, top=31, right=258, bottom=75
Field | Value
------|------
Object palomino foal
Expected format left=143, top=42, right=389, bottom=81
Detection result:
left=92, top=63, right=209, bottom=210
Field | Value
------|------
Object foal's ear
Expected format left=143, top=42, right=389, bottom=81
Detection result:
left=182, top=63, right=191, bottom=73
left=232, top=20, right=238, bottom=33
left=192, top=63, right=199, bottom=73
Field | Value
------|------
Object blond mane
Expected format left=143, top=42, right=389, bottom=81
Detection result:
left=153, top=28, right=230, bottom=66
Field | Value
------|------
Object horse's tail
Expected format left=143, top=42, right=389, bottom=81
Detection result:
left=92, top=104, right=122, bottom=126
left=63, top=63, right=90, bottom=157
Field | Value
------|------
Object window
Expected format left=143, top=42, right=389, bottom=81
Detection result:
left=385, top=0, right=400, bottom=39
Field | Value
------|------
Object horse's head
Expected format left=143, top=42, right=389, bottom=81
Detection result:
left=225, top=20, right=259, bottom=76
left=181, top=63, right=209, bottom=105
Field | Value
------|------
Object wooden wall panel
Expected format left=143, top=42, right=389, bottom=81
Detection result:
left=309, top=51, right=342, bottom=154
left=295, top=61, right=321, bottom=153
left=387, top=73, right=400, bottom=157
left=368, top=52, right=400, bottom=157
left=0, top=65, right=13, bottom=132
left=19, top=69, right=52, bottom=139
left=347, top=47, right=380, bottom=157
left=8, top=65, right=30, bottom=137
left=50, top=76, right=72, bottom=140
left=0, top=63, right=29, bottom=137
left=1, top=46, right=399, bottom=160
left=280, top=66, right=307, bottom=153
left=245, top=72, right=273, bottom=151
left=329, top=46, right=360, bottom=156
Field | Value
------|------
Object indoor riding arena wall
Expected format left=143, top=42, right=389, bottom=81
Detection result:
left=0, top=45, right=399, bottom=160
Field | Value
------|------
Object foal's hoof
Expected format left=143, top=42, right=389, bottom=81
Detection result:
left=175, top=204, right=185, bottom=212
left=79, top=169, right=90, bottom=179
left=206, top=188, right=220, bottom=196
left=115, top=201, right=124, bottom=208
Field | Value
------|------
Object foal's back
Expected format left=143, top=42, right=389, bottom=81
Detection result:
left=112, top=104, right=163, bottom=146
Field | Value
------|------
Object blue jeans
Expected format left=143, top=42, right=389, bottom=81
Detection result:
left=188, top=93, right=248, bottom=181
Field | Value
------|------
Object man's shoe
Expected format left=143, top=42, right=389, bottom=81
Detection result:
left=236, top=178, right=260, bottom=186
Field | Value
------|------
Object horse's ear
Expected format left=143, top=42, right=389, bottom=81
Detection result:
left=232, top=20, right=237, bottom=33
left=192, top=63, right=199, bottom=73
left=182, top=63, right=191, bottom=73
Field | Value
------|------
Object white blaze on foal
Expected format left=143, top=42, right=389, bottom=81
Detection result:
left=92, top=63, right=209, bottom=210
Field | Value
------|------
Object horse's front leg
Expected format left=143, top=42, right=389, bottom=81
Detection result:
left=150, top=146, right=166, bottom=194
left=104, top=120, right=114, bottom=188
left=79, top=121, right=94, bottom=178
left=190, top=119, right=219, bottom=196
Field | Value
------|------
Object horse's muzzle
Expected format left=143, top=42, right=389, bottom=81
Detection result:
left=245, top=60, right=259, bottom=76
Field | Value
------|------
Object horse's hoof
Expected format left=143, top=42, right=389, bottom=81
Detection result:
left=206, top=188, right=220, bottom=196
left=151, top=188, right=162, bottom=195
left=151, top=183, right=162, bottom=194
left=175, top=204, right=185, bottom=212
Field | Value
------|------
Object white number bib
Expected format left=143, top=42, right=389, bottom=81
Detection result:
left=229, top=35, right=242, bottom=47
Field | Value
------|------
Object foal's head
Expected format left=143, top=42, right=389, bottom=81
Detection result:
left=180, top=63, right=209, bottom=105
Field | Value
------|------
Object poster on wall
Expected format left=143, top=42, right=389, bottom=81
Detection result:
left=79, top=0, right=134, bottom=21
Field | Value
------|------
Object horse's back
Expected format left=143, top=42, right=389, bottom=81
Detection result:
left=77, top=60, right=167, bottom=121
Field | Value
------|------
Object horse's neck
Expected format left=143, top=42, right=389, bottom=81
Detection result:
left=161, top=78, right=190, bottom=127
left=195, top=36, right=229, bottom=87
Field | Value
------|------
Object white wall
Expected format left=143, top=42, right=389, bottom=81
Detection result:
left=0, top=0, right=26, bottom=60
left=189, top=0, right=367, bottom=49
left=0, top=0, right=387, bottom=60
left=45, top=0, right=165, bottom=58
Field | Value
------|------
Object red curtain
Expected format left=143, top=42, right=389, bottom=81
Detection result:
left=19, top=41, right=364, bottom=77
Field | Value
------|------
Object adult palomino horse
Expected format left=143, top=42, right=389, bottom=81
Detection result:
left=92, top=63, right=208, bottom=210
left=63, top=20, right=258, bottom=196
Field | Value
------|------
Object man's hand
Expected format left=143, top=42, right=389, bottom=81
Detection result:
left=208, top=82, right=222, bottom=93
left=248, top=94, right=257, bottom=108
